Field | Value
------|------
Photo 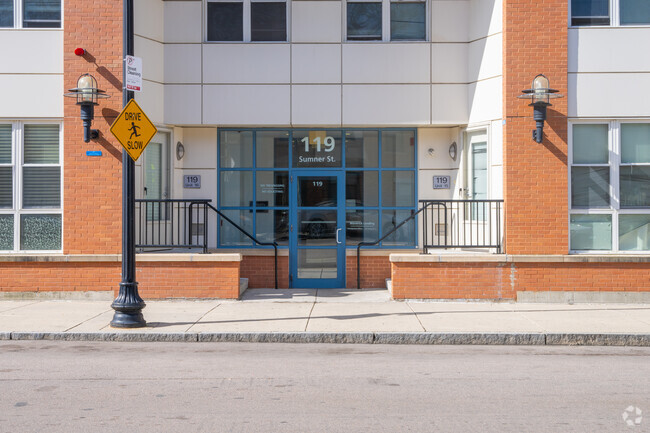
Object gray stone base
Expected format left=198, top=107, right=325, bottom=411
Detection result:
left=0, top=291, right=114, bottom=301
left=517, top=291, right=650, bottom=303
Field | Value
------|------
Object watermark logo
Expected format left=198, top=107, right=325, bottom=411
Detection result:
left=622, top=406, right=643, bottom=427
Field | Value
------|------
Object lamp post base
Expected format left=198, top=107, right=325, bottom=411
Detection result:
left=110, top=310, right=146, bottom=328
left=110, top=282, right=146, bottom=328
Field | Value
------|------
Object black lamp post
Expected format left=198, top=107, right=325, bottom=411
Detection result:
left=518, top=74, right=563, bottom=143
left=64, top=74, right=109, bottom=142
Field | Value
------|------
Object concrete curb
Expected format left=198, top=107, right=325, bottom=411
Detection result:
left=3, top=332, right=650, bottom=346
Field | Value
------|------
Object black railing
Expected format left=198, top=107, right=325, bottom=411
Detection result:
left=135, top=199, right=210, bottom=253
left=356, top=199, right=504, bottom=289
left=420, top=199, right=503, bottom=254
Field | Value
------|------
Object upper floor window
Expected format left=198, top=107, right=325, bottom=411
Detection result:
left=571, top=0, right=650, bottom=26
left=207, top=0, right=287, bottom=42
left=0, top=0, right=62, bottom=28
left=347, top=0, right=426, bottom=41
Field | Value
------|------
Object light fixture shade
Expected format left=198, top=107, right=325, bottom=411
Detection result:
left=532, top=74, right=550, bottom=105
left=176, top=141, right=185, bottom=160
left=449, top=141, right=457, bottom=161
left=77, top=74, right=98, bottom=104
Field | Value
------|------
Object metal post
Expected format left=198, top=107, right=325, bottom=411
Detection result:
left=111, top=0, right=146, bottom=328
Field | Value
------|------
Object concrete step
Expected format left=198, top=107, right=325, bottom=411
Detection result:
left=239, top=278, right=249, bottom=297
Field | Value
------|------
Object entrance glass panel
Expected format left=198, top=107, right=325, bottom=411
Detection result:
left=291, top=171, right=345, bottom=288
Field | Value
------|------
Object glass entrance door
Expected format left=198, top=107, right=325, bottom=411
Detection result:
left=290, top=171, right=345, bottom=288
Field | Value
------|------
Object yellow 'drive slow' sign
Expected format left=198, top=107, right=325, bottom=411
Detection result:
left=110, top=99, right=157, bottom=161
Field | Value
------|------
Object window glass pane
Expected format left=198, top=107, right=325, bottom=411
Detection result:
left=382, top=209, right=415, bottom=246
left=207, top=2, right=243, bottom=41
left=345, top=130, right=378, bottom=168
left=570, top=214, right=612, bottom=250
left=346, top=209, right=378, bottom=245
left=572, top=124, right=608, bottom=164
left=347, top=2, right=382, bottom=40
left=620, top=166, right=650, bottom=207
left=23, top=0, right=60, bottom=28
left=23, top=167, right=60, bottom=208
left=0, top=214, right=12, bottom=250
left=20, top=214, right=61, bottom=250
left=571, top=167, right=609, bottom=208
left=621, top=124, right=650, bottom=163
left=0, top=124, right=11, bottom=163
left=24, top=124, right=59, bottom=164
left=292, top=130, right=342, bottom=168
left=251, top=2, right=286, bottom=41
left=382, top=171, right=414, bottom=207
left=256, top=171, right=289, bottom=206
left=220, top=130, right=253, bottom=168
left=298, top=175, right=337, bottom=207
left=390, top=2, right=425, bottom=40
left=298, top=209, right=336, bottom=245
left=620, top=214, right=650, bottom=251
left=571, top=0, right=610, bottom=25
left=256, top=209, right=288, bottom=245
left=620, top=0, right=650, bottom=25
left=220, top=171, right=253, bottom=207
left=0, top=0, right=13, bottom=27
left=382, top=130, right=415, bottom=168
left=0, top=167, right=12, bottom=208
left=346, top=171, right=378, bottom=207
left=220, top=210, right=253, bottom=246
left=256, top=130, right=289, bottom=168
left=298, top=249, right=337, bottom=279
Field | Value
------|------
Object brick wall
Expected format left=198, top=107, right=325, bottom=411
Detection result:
left=63, top=0, right=125, bottom=254
left=346, top=255, right=391, bottom=289
left=503, top=0, right=569, bottom=255
left=241, top=255, right=290, bottom=289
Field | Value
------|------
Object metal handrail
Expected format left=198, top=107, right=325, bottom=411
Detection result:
left=205, top=203, right=279, bottom=290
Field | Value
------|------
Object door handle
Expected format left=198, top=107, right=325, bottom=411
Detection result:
left=336, top=228, right=342, bottom=244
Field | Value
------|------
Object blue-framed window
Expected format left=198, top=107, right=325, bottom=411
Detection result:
left=0, top=0, right=62, bottom=28
left=218, top=128, right=417, bottom=248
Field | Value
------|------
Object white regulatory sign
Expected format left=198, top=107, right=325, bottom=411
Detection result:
left=433, top=175, right=451, bottom=189
left=125, top=55, right=142, bottom=92
left=184, top=175, right=201, bottom=189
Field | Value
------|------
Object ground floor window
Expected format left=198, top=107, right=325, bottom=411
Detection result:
left=0, top=121, right=62, bottom=252
left=218, top=128, right=417, bottom=248
left=570, top=121, right=650, bottom=252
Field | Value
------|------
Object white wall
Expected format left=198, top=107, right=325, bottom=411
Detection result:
left=134, top=0, right=165, bottom=124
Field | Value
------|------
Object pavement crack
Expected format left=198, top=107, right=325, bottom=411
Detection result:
left=64, top=309, right=113, bottom=332
left=406, top=302, right=426, bottom=332
left=0, top=301, right=43, bottom=314
left=303, top=301, right=316, bottom=332
left=185, top=303, right=221, bottom=332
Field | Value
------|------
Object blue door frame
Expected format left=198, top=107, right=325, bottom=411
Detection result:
left=289, top=170, right=346, bottom=288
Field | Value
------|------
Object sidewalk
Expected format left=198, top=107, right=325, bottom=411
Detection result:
left=1, top=289, right=649, bottom=346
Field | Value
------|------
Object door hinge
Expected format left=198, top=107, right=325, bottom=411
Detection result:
left=290, top=175, right=293, bottom=182
left=290, top=225, right=293, bottom=232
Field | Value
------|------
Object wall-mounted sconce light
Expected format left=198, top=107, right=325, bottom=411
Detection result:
left=448, top=141, right=457, bottom=161
left=427, top=148, right=435, bottom=157
left=64, top=74, right=109, bottom=143
left=176, top=141, right=185, bottom=160
left=518, top=74, right=563, bottom=143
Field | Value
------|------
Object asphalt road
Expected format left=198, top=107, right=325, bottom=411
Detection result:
left=0, top=342, right=649, bottom=432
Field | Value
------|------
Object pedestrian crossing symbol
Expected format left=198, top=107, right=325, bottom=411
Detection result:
left=110, top=99, right=158, bottom=161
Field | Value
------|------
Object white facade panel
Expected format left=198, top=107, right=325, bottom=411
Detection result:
left=469, top=0, right=502, bottom=40
left=164, top=1, right=202, bottom=43
left=165, top=44, right=202, bottom=83
left=203, top=45, right=291, bottom=84
left=164, top=84, right=202, bottom=125
left=418, top=168, right=459, bottom=200
left=292, top=85, right=342, bottom=126
left=292, top=1, right=342, bottom=43
left=0, top=75, right=62, bottom=117
left=0, top=31, right=62, bottom=74
left=135, top=0, right=163, bottom=41
left=468, top=33, right=502, bottom=82
left=431, top=43, right=468, bottom=84
left=417, top=127, right=458, bottom=170
left=136, top=80, right=164, bottom=124
left=342, top=44, right=431, bottom=84
left=568, top=28, right=650, bottom=73
left=178, top=128, right=218, bottom=170
left=203, top=85, right=291, bottom=125
left=569, top=73, right=650, bottom=118
left=431, top=0, right=469, bottom=43
left=342, top=85, right=430, bottom=125
left=431, top=84, right=468, bottom=125
left=292, top=44, right=342, bottom=84
left=135, top=36, right=164, bottom=83
left=490, top=119, right=503, bottom=166
left=468, top=76, right=502, bottom=123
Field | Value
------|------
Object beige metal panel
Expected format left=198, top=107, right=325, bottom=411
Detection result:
left=0, top=31, right=62, bottom=74
left=292, top=85, right=342, bottom=126
left=292, top=44, right=342, bottom=84
left=342, top=43, right=431, bottom=84
left=292, top=1, right=342, bottom=43
left=203, top=85, right=291, bottom=125
left=203, top=44, right=291, bottom=84
left=342, top=84, right=430, bottom=125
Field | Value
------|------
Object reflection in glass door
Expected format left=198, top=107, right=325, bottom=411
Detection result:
left=290, top=171, right=345, bottom=288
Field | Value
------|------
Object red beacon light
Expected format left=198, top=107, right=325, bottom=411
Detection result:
left=74, top=48, right=85, bottom=56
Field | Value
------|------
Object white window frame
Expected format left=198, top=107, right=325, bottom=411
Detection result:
left=204, top=0, right=290, bottom=43
left=569, top=119, right=650, bottom=253
left=344, top=0, right=429, bottom=42
left=569, top=0, right=650, bottom=27
left=0, top=0, right=64, bottom=29
left=0, top=120, right=63, bottom=253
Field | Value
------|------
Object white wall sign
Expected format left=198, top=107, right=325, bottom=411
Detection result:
left=125, top=55, right=142, bottom=92
left=183, top=175, right=201, bottom=188
left=433, top=175, right=451, bottom=189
